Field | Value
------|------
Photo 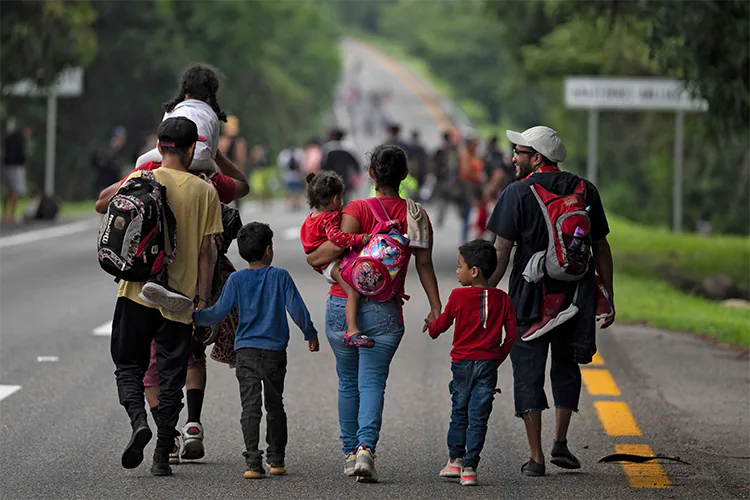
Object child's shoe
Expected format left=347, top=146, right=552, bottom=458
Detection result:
left=353, top=445, right=377, bottom=482
left=439, top=457, right=463, bottom=478
left=343, top=332, right=375, bottom=349
left=243, top=465, right=265, bottom=479
left=267, top=462, right=287, bottom=475
left=344, top=451, right=357, bottom=476
left=460, top=466, right=478, bottom=486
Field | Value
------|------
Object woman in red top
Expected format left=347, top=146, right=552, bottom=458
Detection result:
left=306, top=144, right=442, bottom=483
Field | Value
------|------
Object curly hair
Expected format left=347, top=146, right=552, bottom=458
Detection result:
left=163, top=63, right=228, bottom=123
left=368, top=144, right=408, bottom=191
left=305, top=171, right=345, bottom=209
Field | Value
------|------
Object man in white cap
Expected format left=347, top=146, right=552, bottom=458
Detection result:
left=486, top=126, right=615, bottom=477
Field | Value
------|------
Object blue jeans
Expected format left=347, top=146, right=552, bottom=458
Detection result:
left=325, top=295, right=404, bottom=454
left=447, top=359, right=499, bottom=469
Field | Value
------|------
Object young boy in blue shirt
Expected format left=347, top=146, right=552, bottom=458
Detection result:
left=193, top=222, right=319, bottom=479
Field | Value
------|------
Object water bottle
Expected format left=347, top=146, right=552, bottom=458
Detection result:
left=568, top=226, right=586, bottom=252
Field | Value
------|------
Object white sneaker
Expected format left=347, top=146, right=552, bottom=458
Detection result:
left=140, top=280, right=193, bottom=313
left=461, top=466, right=478, bottom=486
left=180, top=422, right=205, bottom=460
left=353, top=445, right=377, bottom=483
left=439, top=457, right=463, bottom=477
left=344, top=452, right=357, bottom=476
left=169, top=436, right=182, bottom=464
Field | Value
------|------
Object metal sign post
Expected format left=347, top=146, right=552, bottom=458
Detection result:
left=564, top=76, right=707, bottom=233
left=2, top=68, right=84, bottom=196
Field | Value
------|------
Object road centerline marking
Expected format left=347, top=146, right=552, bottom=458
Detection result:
left=0, top=385, right=21, bottom=402
left=594, top=401, right=642, bottom=436
left=614, top=444, right=671, bottom=489
left=581, top=368, right=621, bottom=396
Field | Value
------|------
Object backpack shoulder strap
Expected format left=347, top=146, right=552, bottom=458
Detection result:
left=364, top=197, right=392, bottom=223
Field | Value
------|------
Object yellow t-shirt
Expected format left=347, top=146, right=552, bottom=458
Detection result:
left=118, top=168, right=224, bottom=324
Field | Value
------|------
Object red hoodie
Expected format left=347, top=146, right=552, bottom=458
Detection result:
left=429, top=287, right=517, bottom=363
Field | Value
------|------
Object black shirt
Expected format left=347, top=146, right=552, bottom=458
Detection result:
left=487, top=170, right=609, bottom=329
left=3, top=131, right=26, bottom=166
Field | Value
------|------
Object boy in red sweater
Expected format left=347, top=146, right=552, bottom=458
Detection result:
left=427, top=239, right=517, bottom=486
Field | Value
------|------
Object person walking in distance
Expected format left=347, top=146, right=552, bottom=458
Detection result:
left=193, top=222, right=319, bottom=479
left=218, top=115, right=248, bottom=209
left=2, top=124, right=31, bottom=225
left=486, top=126, right=615, bottom=477
left=110, top=117, right=223, bottom=477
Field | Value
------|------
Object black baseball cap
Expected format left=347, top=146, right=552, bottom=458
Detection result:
left=157, top=117, right=206, bottom=148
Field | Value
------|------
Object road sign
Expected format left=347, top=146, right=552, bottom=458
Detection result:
left=3, top=67, right=83, bottom=98
left=564, top=76, right=708, bottom=111
left=3, top=68, right=84, bottom=196
left=563, top=76, right=708, bottom=233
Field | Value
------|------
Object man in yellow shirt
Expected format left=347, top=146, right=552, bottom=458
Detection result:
left=111, top=117, right=223, bottom=477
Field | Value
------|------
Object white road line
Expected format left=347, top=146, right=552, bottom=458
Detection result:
left=283, top=227, right=300, bottom=241
left=0, top=219, right=99, bottom=249
left=93, top=321, right=112, bottom=336
left=0, top=385, right=21, bottom=402
left=37, top=356, right=59, bottom=363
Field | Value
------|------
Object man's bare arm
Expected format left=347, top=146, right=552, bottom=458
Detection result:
left=197, top=235, right=218, bottom=308
left=592, top=237, right=616, bottom=328
left=215, top=149, right=249, bottom=199
left=95, top=181, right=121, bottom=214
left=489, top=236, right=514, bottom=288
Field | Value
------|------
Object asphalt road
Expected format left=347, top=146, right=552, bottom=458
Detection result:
left=0, top=39, right=747, bottom=500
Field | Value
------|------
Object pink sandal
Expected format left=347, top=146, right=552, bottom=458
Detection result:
left=343, top=332, right=375, bottom=349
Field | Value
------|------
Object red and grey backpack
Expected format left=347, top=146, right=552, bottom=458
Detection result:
left=97, top=170, right=177, bottom=282
left=528, top=178, right=591, bottom=282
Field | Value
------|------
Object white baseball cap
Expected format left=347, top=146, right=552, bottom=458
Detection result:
left=506, top=126, right=567, bottom=163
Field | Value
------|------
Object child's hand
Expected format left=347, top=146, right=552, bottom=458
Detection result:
left=362, top=234, right=372, bottom=245
left=308, top=337, right=320, bottom=352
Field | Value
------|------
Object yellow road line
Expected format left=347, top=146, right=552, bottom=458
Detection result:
left=614, top=444, right=671, bottom=489
left=590, top=351, right=605, bottom=366
left=345, top=38, right=454, bottom=131
left=581, top=368, right=621, bottom=396
left=594, top=401, right=642, bottom=436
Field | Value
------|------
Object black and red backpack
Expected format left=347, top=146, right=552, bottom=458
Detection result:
left=97, top=170, right=177, bottom=282
left=528, top=179, right=592, bottom=282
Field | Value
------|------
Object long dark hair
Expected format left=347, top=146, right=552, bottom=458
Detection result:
left=163, top=63, right=228, bottom=123
left=369, top=144, right=408, bottom=191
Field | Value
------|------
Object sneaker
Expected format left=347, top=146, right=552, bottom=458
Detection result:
left=243, top=466, right=265, bottom=479
left=121, top=417, right=152, bottom=469
left=439, top=457, right=463, bottom=478
left=140, top=280, right=193, bottom=313
left=150, top=450, right=173, bottom=476
left=169, top=436, right=182, bottom=465
left=181, top=422, right=205, bottom=460
left=267, top=462, right=286, bottom=475
left=344, top=452, right=357, bottom=476
left=353, top=445, right=377, bottom=483
left=460, top=466, right=478, bottom=486
left=521, top=458, right=546, bottom=476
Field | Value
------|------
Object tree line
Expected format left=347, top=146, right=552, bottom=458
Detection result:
left=1, top=0, right=341, bottom=200
left=330, top=0, right=749, bottom=234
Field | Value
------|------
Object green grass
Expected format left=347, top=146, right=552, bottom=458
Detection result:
left=16, top=198, right=97, bottom=219
left=608, top=215, right=750, bottom=289
left=615, top=274, right=750, bottom=347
